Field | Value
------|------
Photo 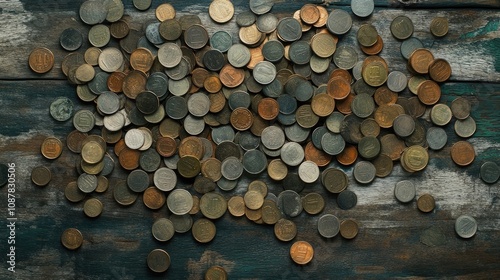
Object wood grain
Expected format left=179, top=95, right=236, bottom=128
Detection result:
left=0, top=0, right=499, bottom=279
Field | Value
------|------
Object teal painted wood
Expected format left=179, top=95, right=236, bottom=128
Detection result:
left=0, top=0, right=499, bottom=279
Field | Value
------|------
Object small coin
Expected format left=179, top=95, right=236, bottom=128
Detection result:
left=340, top=219, right=359, bottom=239
left=31, top=166, right=51, bottom=187
left=454, top=116, right=476, bottom=138
left=394, top=180, right=416, bottom=203
left=29, top=47, right=54, bottom=74
left=353, top=161, right=376, bottom=184
left=429, top=59, right=452, bottom=82
left=430, top=17, right=449, bottom=37
left=480, top=161, right=500, bottom=184
left=205, top=265, right=228, bottom=280
left=147, top=249, right=171, bottom=273
left=410, top=49, right=434, bottom=75
left=318, top=214, right=340, bottom=238
left=450, top=141, right=475, bottom=166
left=337, top=190, right=357, bottom=210
left=83, top=198, right=103, bottom=218
left=451, top=97, right=471, bottom=120
left=417, top=193, right=435, bottom=213
left=426, top=127, right=447, bottom=150
left=290, top=241, right=314, bottom=265
left=209, top=0, right=234, bottom=23
left=390, top=15, right=414, bottom=40
left=152, top=218, right=175, bottom=242
left=455, top=215, right=477, bottom=239
left=61, top=228, right=83, bottom=250
left=192, top=218, right=216, bottom=243
left=41, top=136, right=63, bottom=159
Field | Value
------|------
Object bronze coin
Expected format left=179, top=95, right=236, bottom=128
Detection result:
left=417, top=80, right=441, bottom=105
left=428, top=59, right=452, bottom=83
left=118, top=147, right=141, bottom=170
left=257, top=98, right=279, bottom=120
left=336, top=92, right=355, bottom=115
left=230, top=107, right=254, bottom=131
left=29, top=47, right=54, bottom=74
left=290, top=241, right=314, bottom=265
left=374, top=86, right=398, bottom=106
left=61, top=228, right=83, bottom=250
left=417, top=194, right=435, bottom=213
left=336, top=145, right=358, bottom=166
left=450, top=141, right=475, bottom=166
left=360, top=35, right=383, bottom=55
left=409, top=48, right=434, bottom=75
left=130, top=47, right=154, bottom=73
left=205, top=265, right=228, bottom=280
left=311, top=93, right=335, bottom=117
left=177, top=155, right=201, bottom=178
left=339, top=219, right=359, bottom=239
left=304, top=141, right=332, bottom=167
left=327, top=76, right=351, bottom=100
left=41, top=136, right=63, bottom=160
left=329, top=68, right=352, bottom=84
left=300, top=4, right=320, bottom=25
left=66, top=130, right=88, bottom=153
left=31, top=166, right=52, bottom=187
left=143, top=186, right=166, bottom=210
left=178, top=136, right=204, bottom=160
left=219, top=64, right=245, bottom=88
left=204, top=75, right=223, bottom=94
left=156, top=136, right=177, bottom=157
left=107, top=71, right=126, bottom=93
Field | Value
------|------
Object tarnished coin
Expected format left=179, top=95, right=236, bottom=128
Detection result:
left=277, top=190, right=303, bottom=218
left=41, top=136, right=63, bottom=160
left=394, top=180, right=416, bottom=203
left=147, top=249, right=170, bottom=273
left=152, top=218, right=175, bottom=242
left=205, top=265, right=228, bottom=280
left=61, top=228, right=83, bottom=250
left=451, top=97, right=471, bottom=120
left=430, top=17, right=449, bottom=37
left=351, top=0, right=374, bottom=17
left=318, top=214, right=340, bottom=238
left=340, top=219, right=359, bottom=239
left=327, top=9, right=352, bottom=35
left=50, top=97, right=74, bottom=121
left=337, top=190, right=357, bottom=210
left=417, top=194, right=435, bottom=213
left=454, top=116, right=476, bottom=138
left=29, top=47, right=54, bottom=74
left=200, top=192, right=227, bottom=219
left=192, top=218, right=216, bottom=243
left=274, top=218, right=297, bottom=242
left=455, top=215, right=477, bottom=239
left=353, top=161, right=376, bottom=184
left=451, top=141, right=475, bottom=166
left=480, top=161, right=500, bottom=184
left=83, top=198, right=103, bottom=218
left=290, top=241, right=314, bottom=265
left=302, top=193, right=325, bottom=215
left=31, top=166, right=51, bottom=187
left=429, top=59, right=452, bottom=82
left=390, top=15, right=414, bottom=40
left=426, top=127, right=447, bottom=150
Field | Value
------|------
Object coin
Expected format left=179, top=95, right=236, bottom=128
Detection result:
left=337, top=190, right=357, bottom=210
left=450, top=141, right=475, bottom=166
left=147, top=249, right=171, bottom=273
left=480, top=161, right=500, bottom=184
left=156, top=3, right=176, bottom=21
left=417, top=194, right=435, bottom=213
left=390, top=15, right=414, bottom=40
left=29, top=47, right=54, bottom=74
left=61, top=228, right=83, bottom=250
left=426, top=127, right=447, bottom=150
left=410, top=49, right=434, bottom=75
left=454, top=116, right=476, bottom=138
left=192, top=218, right=216, bottom=243
left=83, top=198, right=103, bottom=218
left=290, top=241, right=314, bottom=265
left=205, top=265, right=228, bottom=280
left=353, top=161, right=376, bottom=184
left=357, top=24, right=378, bottom=47
left=334, top=220, right=357, bottom=241
left=455, top=215, right=477, bottom=239
left=302, top=193, right=324, bottom=215
left=417, top=80, right=441, bottom=105
left=200, top=192, right=227, bottom=219
left=321, top=168, right=348, bottom=193
left=394, top=180, right=416, bottom=203
left=31, top=166, right=51, bottom=187
left=451, top=97, right=471, bottom=120
left=327, top=9, right=352, bottom=35
left=209, top=0, right=234, bottom=23
left=429, top=59, right=452, bottom=82
left=41, top=136, right=63, bottom=159
left=430, top=17, right=449, bottom=37
left=274, top=218, right=297, bottom=242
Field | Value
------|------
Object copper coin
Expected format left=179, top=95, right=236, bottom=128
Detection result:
left=230, top=107, right=254, bottom=131
left=130, top=47, right=154, bottom=73
left=300, top=4, right=320, bottom=24
left=304, top=141, right=332, bottom=167
left=450, top=141, right=475, bottom=166
left=29, top=47, right=54, bottom=74
left=143, top=186, right=166, bottom=210
left=409, top=48, right=434, bottom=75
left=417, top=80, right=441, bottom=105
left=428, top=58, right=452, bottom=83
left=374, top=86, right=398, bottom=106
left=340, top=219, right=359, bottom=239
left=329, top=68, right=352, bottom=84
left=417, top=194, right=435, bottom=213
left=31, top=166, right=51, bottom=187
left=360, top=35, right=383, bottom=55
left=106, top=72, right=126, bottom=93
left=156, top=136, right=177, bottom=157
left=311, top=93, right=335, bottom=117
left=122, top=70, right=147, bottom=99
left=41, top=136, right=63, bottom=159
left=178, top=136, right=204, bottom=160
left=201, top=158, right=222, bottom=182
left=374, top=104, right=404, bottom=128
left=336, top=145, right=358, bottom=166
left=114, top=139, right=127, bottom=156
left=118, top=147, right=140, bottom=170
left=61, top=228, right=83, bottom=250
left=209, top=91, right=226, bottom=113
left=327, top=76, right=351, bottom=100
left=66, top=130, right=87, bottom=153
left=290, top=241, right=314, bottom=265
left=204, top=75, right=222, bottom=94
left=192, top=68, right=210, bottom=88
left=205, top=265, right=228, bottom=280
left=258, top=98, right=279, bottom=120
left=219, top=64, right=245, bottom=88
left=380, top=133, right=406, bottom=161
left=336, top=92, right=355, bottom=114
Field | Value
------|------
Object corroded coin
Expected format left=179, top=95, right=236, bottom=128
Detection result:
left=61, top=228, right=83, bottom=250
left=290, top=241, right=314, bottom=265
left=192, top=218, right=216, bottom=243
left=200, top=192, right=227, bottom=219
left=480, top=161, right=500, bottom=184
left=31, top=166, right=51, bottom=187
left=340, top=219, right=359, bottom=239
left=417, top=194, right=435, bottom=213
left=147, top=249, right=171, bottom=273
left=450, top=141, right=475, bottom=166
left=41, top=136, right=63, bottom=160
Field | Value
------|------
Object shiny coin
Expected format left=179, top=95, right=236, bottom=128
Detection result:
left=31, top=166, right=51, bottom=187
left=290, top=241, right=314, bottom=265
left=83, top=198, right=103, bottom=218
left=192, top=218, right=216, bottom=243
left=426, top=127, right=447, bottom=150
left=337, top=190, right=357, bottom=210
left=298, top=160, right=319, bottom=183
left=152, top=218, right=175, bottom=242
left=394, top=180, right=416, bottom=203
left=455, top=215, right=477, bottom=239
left=410, top=49, right=434, bottom=75
left=417, top=194, right=435, bottom=213
left=430, top=17, right=449, bottom=37
left=402, top=145, right=429, bottom=172
left=480, top=161, right=500, bottom=184
left=353, top=161, right=376, bottom=184
left=209, top=0, right=234, bottom=23
left=454, top=116, right=476, bottom=138
left=390, top=15, right=414, bottom=40
left=147, top=249, right=171, bottom=273
left=340, top=219, right=359, bottom=239
left=451, top=141, right=475, bottom=166
left=29, top=47, right=54, bottom=74
left=61, top=228, right=83, bottom=250
left=318, top=214, right=340, bottom=238
left=167, top=189, right=194, bottom=215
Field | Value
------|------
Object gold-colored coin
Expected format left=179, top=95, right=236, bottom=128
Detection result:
left=130, top=47, right=154, bottom=73
left=147, top=249, right=171, bottom=273
left=155, top=3, right=176, bottom=21
left=61, top=228, right=83, bottom=250
left=267, top=159, right=288, bottom=181
left=239, top=24, right=262, bottom=46
left=310, top=33, right=336, bottom=58
left=75, top=63, right=95, bottom=83
left=302, top=192, right=325, bottom=215
left=81, top=159, right=105, bottom=175
left=192, top=218, right=216, bottom=243
left=402, top=145, right=429, bottom=172
left=340, top=219, right=359, bottom=239
left=311, top=93, right=335, bottom=117
left=189, top=195, right=200, bottom=215
left=244, top=190, right=264, bottom=210
left=81, top=140, right=105, bottom=164
left=362, top=60, right=388, bottom=87
left=228, top=196, right=245, bottom=217
left=83, top=198, right=103, bottom=218
left=261, top=200, right=281, bottom=225
left=200, top=192, right=227, bottom=219
left=41, top=136, right=63, bottom=159
left=274, top=218, right=297, bottom=242
left=143, top=186, right=166, bottom=210
left=245, top=206, right=262, bottom=221
left=65, top=181, right=86, bottom=202
left=417, top=193, right=435, bottom=213
left=201, top=158, right=222, bottom=182
left=430, top=17, right=449, bottom=37
left=205, top=265, right=228, bottom=280
left=95, top=175, right=109, bottom=193
left=209, top=0, right=234, bottom=23
left=290, top=241, right=314, bottom=265
left=248, top=180, right=268, bottom=197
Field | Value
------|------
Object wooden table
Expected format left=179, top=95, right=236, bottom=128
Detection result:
left=1, top=0, right=499, bottom=278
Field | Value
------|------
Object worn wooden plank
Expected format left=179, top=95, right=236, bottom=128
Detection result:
left=0, top=1, right=498, bottom=82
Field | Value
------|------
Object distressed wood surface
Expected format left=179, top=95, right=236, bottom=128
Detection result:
left=0, top=0, right=499, bottom=279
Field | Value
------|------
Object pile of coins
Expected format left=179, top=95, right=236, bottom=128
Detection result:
left=26, top=0, right=499, bottom=274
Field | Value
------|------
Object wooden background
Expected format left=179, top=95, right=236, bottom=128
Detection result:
left=0, top=0, right=499, bottom=279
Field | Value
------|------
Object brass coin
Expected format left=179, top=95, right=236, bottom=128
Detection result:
left=178, top=136, right=204, bottom=160
left=362, top=60, right=388, bottom=87
left=451, top=141, right=475, bottom=166
left=81, top=140, right=105, bottom=164
left=41, top=136, right=63, bottom=160
left=261, top=200, right=281, bottom=225
left=402, top=145, right=429, bottom=172
left=130, top=47, right=154, bottom=73
left=311, top=93, right=335, bottom=117
left=244, top=190, right=264, bottom=210
left=192, top=218, right=216, bottom=243
left=155, top=3, right=176, bottom=21
left=177, top=156, right=201, bottom=179
left=147, top=249, right=171, bottom=273
left=209, top=0, right=234, bottom=23
left=83, top=198, right=103, bottom=218
left=200, top=192, right=227, bottom=219
left=430, top=17, right=449, bottom=37
left=31, top=166, right=51, bottom=187
left=143, top=186, right=166, bottom=210
left=302, top=192, right=325, bottom=215
left=201, top=158, right=222, bottom=182
left=417, top=194, right=435, bottom=213
left=290, top=241, right=314, bottom=265
left=248, top=180, right=268, bottom=197
left=267, top=159, right=288, bottom=180
left=65, top=181, right=86, bottom=202
left=228, top=196, right=245, bottom=217
left=230, top=107, right=254, bottom=131
left=300, top=4, right=320, bottom=24
left=429, top=59, right=452, bottom=83
left=29, top=47, right=54, bottom=74
left=61, top=228, right=83, bottom=250
left=274, top=218, right=297, bottom=242
left=245, top=206, right=262, bottom=222
left=189, top=195, right=201, bottom=215
left=205, top=265, right=228, bottom=280
left=340, top=219, right=359, bottom=239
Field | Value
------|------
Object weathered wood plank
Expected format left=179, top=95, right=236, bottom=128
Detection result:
left=0, top=2, right=498, bottom=82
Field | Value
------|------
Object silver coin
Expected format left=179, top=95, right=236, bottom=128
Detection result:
left=243, top=149, right=267, bottom=174
left=253, top=61, right=276, bottom=85
left=353, top=161, right=376, bottom=184
left=77, top=173, right=97, bottom=193
left=154, top=167, right=177, bottom=191
left=79, top=0, right=107, bottom=25
left=394, top=180, right=416, bottom=203
left=426, top=127, right=447, bottom=150
left=187, top=92, right=210, bottom=117
left=221, top=156, right=244, bottom=180
left=455, top=215, right=477, bottom=239
left=163, top=154, right=180, bottom=170
left=261, top=126, right=285, bottom=150
left=73, top=109, right=95, bottom=133
left=352, top=61, right=364, bottom=80
left=277, top=190, right=303, bottom=218
left=351, top=0, right=374, bottom=17
left=333, top=45, right=358, bottom=70
left=124, top=128, right=145, bottom=149
left=387, top=71, right=407, bottom=92
left=183, top=114, right=205, bottom=135
left=351, top=93, right=375, bottom=118
left=169, top=214, right=193, bottom=233
left=98, top=47, right=123, bottom=72
left=325, top=112, right=345, bottom=133
left=228, top=44, right=251, bottom=68
left=97, top=91, right=120, bottom=115
left=211, top=125, right=235, bottom=145
left=152, top=218, right=175, bottom=242
left=50, top=97, right=74, bottom=121
left=280, top=142, right=304, bottom=167
left=167, top=189, right=193, bottom=215
left=127, top=169, right=149, bottom=192
left=217, top=177, right=238, bottom=191
left=480, top=161, right=500, bottom=184
left=103, top=112, right=125, bottom=132
left=327, top=9, right=352, bottom=35
left=168, top=76, right=191, bottom=96
left=454, top=116, right=476, bottom=138
left=284, top=123, right=310, bottom=143
left=256, top=13, right=278, bottom=33
left=298, top=161, right=319, bottom=183
left=249, top=0, right=274, bottom=15
left=393, top=114, right=415, bottom=138
left=158, top=43, right=182, bottom=68
left=321, top=132, right=345, bottom=156
left=318, top=214, right=340, bottom=238
left=400, top=37, right=424, bottom=60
